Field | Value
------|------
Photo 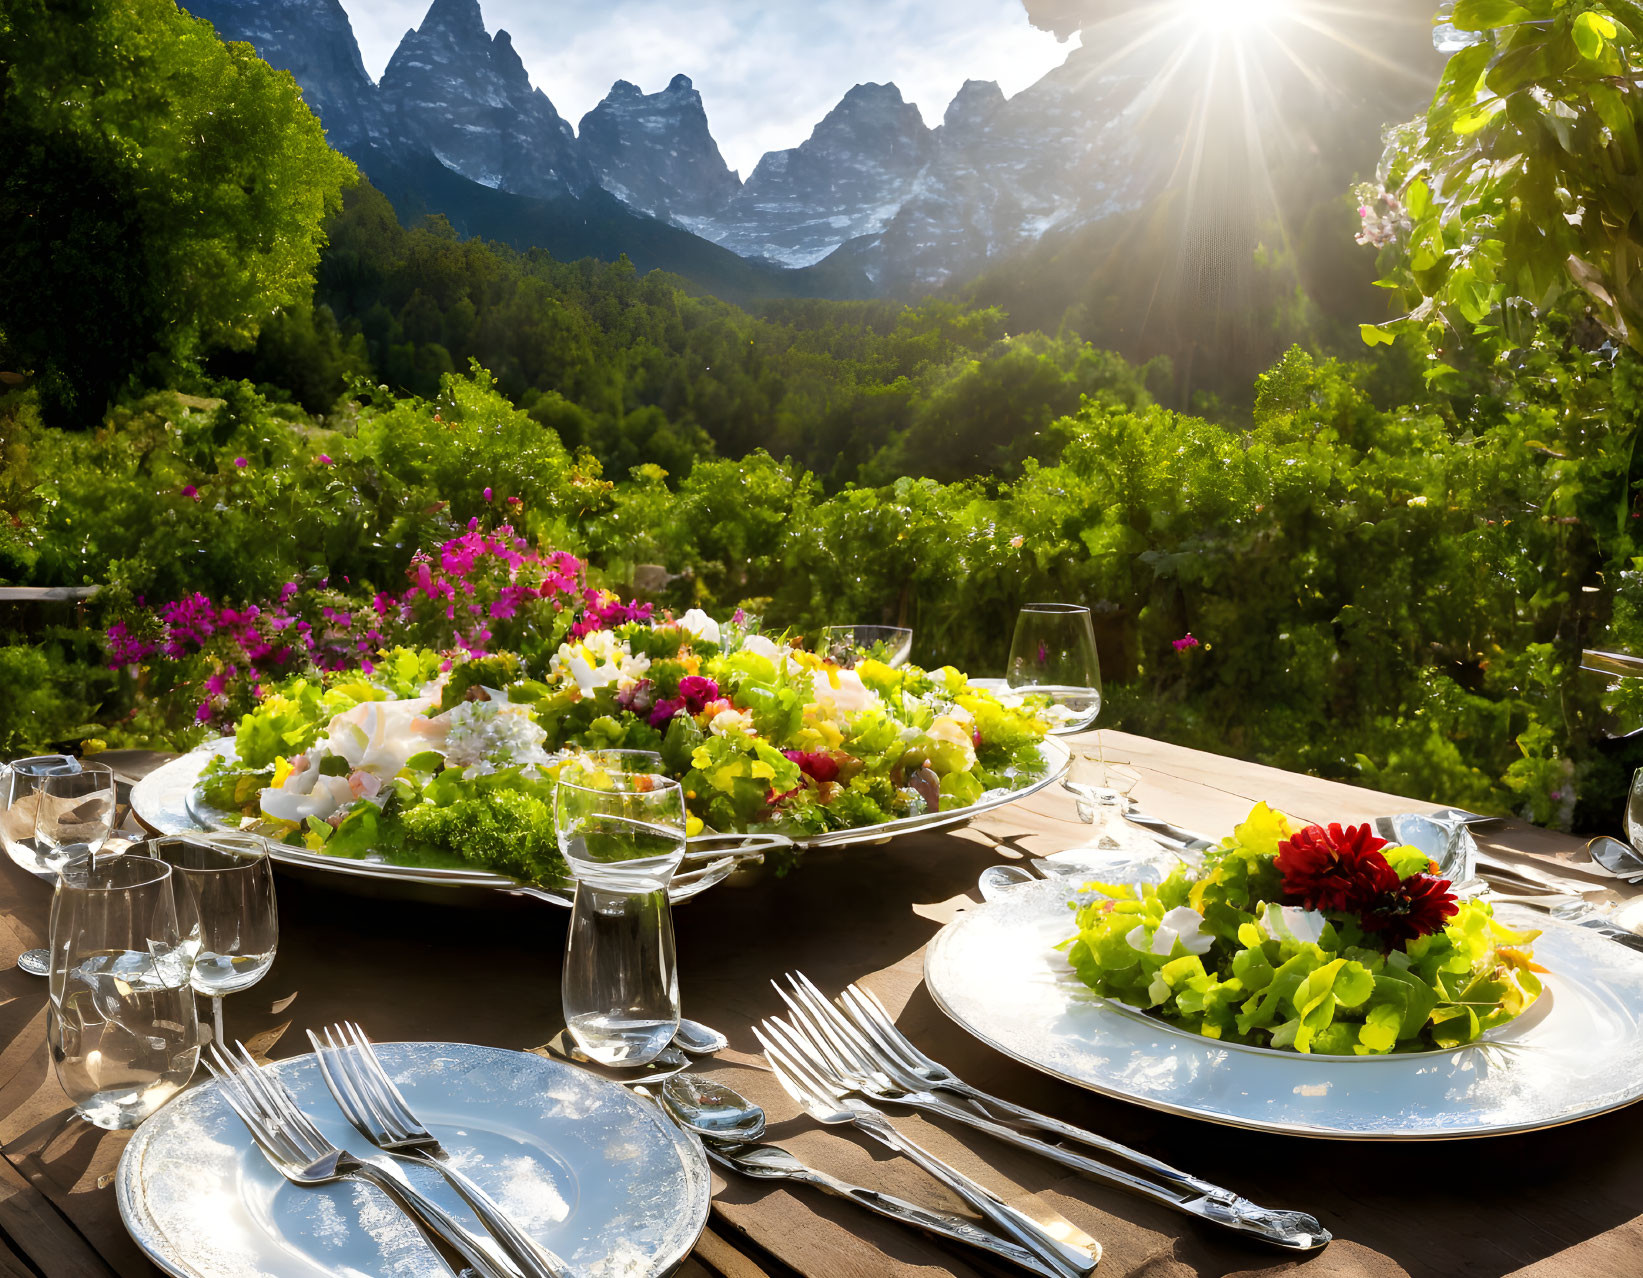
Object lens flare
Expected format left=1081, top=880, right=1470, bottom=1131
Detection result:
left=1183, top=0, right=1289, bottom=35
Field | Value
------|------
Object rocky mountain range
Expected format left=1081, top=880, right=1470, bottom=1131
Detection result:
left=180, top=0, right=1185, bottom=295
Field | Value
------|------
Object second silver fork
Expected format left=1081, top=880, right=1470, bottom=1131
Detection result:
left=752, top=1019, right=1098, bottom=1278
left=308, top=1023, right=567, bottom=1278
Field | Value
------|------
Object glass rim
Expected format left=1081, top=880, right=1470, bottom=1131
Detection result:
left=557, top=770, right=683, bottom=797
left=823, top=624, right=913, bottom=635
left=1019, top=602, right=1091, bottom=615
left=6, top=753, right=80, bottom=771
left=35, top=759, right=115, bottom=786
left=153, top=833, right=269, bottom=871
left=560, top=748, right=664, bottom=764
left=59, top=853, right=173, bottom=892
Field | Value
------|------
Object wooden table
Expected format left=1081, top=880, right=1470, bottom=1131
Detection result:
left=5, top=731, right=1643, bottom=1278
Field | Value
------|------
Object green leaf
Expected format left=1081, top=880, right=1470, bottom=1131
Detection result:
left=1451, top=0, right=1533, bottom=30
left=1575, top=10, right=1618, bottom=64
left=1359, top=324, right=1396, bottom=347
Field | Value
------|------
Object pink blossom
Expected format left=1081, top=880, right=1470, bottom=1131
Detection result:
left=483, top=487, right=494, bottom=501
left=316, top=454, right=334, bottom=465
left=195, top=701, right=213, bottom=723
left=234, top=457, right=247, bottom=469
left=1172, top=633, right=1201, bottom=652
left=181, top=485, right=198, bottom=500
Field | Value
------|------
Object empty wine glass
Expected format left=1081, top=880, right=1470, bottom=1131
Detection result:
left=1, top=754, right=80, bottom=878
left=16, top=761, right=116, bottom=976
left=554, top=771, right=687, bottom=1065
left=1007, top=603, right=1102, bottom=734
left=821, top=625, right=914, bottom=669
left=151, top=833, right=278, bottom=1046
left=47, top=855, right=200, bottom=1129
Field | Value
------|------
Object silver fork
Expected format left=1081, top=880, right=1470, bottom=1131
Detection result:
left=203, top=1043, right=520, bottom=1278
left=308, top=1024, right=567, bottom=1278
left=752, top=1017, right=1097, bottom=1278
left=820, top=977, right=1329, bottom=1249
left=775, top=977, right=1327, bottom=1251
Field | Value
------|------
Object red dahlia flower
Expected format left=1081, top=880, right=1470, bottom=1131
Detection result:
left=1357, top=872, right=1459, bottom=946
left=1275, top=822, right=1392, bottom=912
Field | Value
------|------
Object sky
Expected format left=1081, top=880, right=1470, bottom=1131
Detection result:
left=338, top=0, right=1079, bottom=176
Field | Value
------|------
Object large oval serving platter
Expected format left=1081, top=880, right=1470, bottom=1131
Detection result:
left=924, top=874, right=1643, bottom=1139
left=118, top=1042, right=710, bottom=1278
left=131, top=736, right=1069, bottom=905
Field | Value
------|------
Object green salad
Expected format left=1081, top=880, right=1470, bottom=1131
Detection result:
left=1060, top=803, right=1544, bottom=1055
left=195, top=609, right=1052, bottom=887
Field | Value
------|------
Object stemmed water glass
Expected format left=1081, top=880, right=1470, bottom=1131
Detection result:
left=553, top=770, right=687, bottom=1066
left=47, top=854, right=201, bottom=1129
left=821, top=625, right=914, bottom=669
left=151, top=833, right=278, bottom=1045
left=15, top=761, right=117, bottom=976
left=1007, top=603, right=1102, bottom=734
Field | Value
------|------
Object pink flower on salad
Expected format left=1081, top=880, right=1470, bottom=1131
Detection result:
left=784, top=750, right=840, bottom=784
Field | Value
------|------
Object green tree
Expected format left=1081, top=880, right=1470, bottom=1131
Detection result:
left=0, top=0, right=357, bottom=424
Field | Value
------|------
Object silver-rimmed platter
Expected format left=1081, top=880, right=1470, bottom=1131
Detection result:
left=130, top=737, right=1069, bottom=904
left=924, top=874, right=1643, bottom=1139
left=117, top=1041, right=711, bottom=1278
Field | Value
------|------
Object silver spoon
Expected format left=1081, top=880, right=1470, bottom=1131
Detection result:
left=1588, top=836, right=1643, bottom=880
left=672, top=1017, right=728, bottom=1055
left=661, top=1072, right=767, bottom=1142
left=658, top=1075, right=1065, bottom=1277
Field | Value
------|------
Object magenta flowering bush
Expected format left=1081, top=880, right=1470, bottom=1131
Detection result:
left=103, top=522, right=638, bottom=732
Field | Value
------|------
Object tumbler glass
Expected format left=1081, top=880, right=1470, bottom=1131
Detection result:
left=47, top=855, right=200, bottom=1129
left=554, top=772, right=687, bottom=1065
left=0, top=755, right=81, bottom=878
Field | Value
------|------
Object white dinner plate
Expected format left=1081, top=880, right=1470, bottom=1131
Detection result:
left=924, top=875, right=1643, bottom=1139
left=117, top=1042, right=711, bottom=1277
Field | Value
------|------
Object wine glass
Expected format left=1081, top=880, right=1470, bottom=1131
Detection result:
left=47, top=855, right=200, bottom=1129
left=554, top=771, right=687, bottom=1065
left=151, top=833, right=278, bottom=1046
left=16, top=761, right=117, bottom=976
left=821, top=625, right=914, bottom=669
left=1007, top=603, right=1102, bottom=733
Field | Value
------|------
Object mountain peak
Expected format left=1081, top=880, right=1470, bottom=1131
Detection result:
left=580, top=75, right=740, bottom=221
left=418, top=0, right=486, bottom=40
left=835, top=81, right=909, bottom=112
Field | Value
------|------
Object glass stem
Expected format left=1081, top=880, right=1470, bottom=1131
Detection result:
left=212, top=995, right=225, bottom=1047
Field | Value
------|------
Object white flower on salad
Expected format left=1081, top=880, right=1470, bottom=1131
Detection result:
left=1259, top=903, right=1329, bottom=947
left=259, top=698, right=441, bottom=824
left=738, top=632, right=786, bottom=663
left=707, top=706, right=756, bottom=738
left=439, top=700, right=551, bottom=776
left=925, top=715, right=978, bottom=771
left=1125, top=905, right=1215, bottom=957
left=677, top=608, right=721, bottom=647
left=552, top=630, right=650, bottom=696
left=809, top=667, right=877, bottom=716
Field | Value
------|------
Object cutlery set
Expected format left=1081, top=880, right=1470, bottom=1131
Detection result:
left=209, top=966, right=1327, bottom=1278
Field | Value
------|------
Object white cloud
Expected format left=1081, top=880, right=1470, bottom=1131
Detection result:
left=340, top=0, right=1076, bottom=176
